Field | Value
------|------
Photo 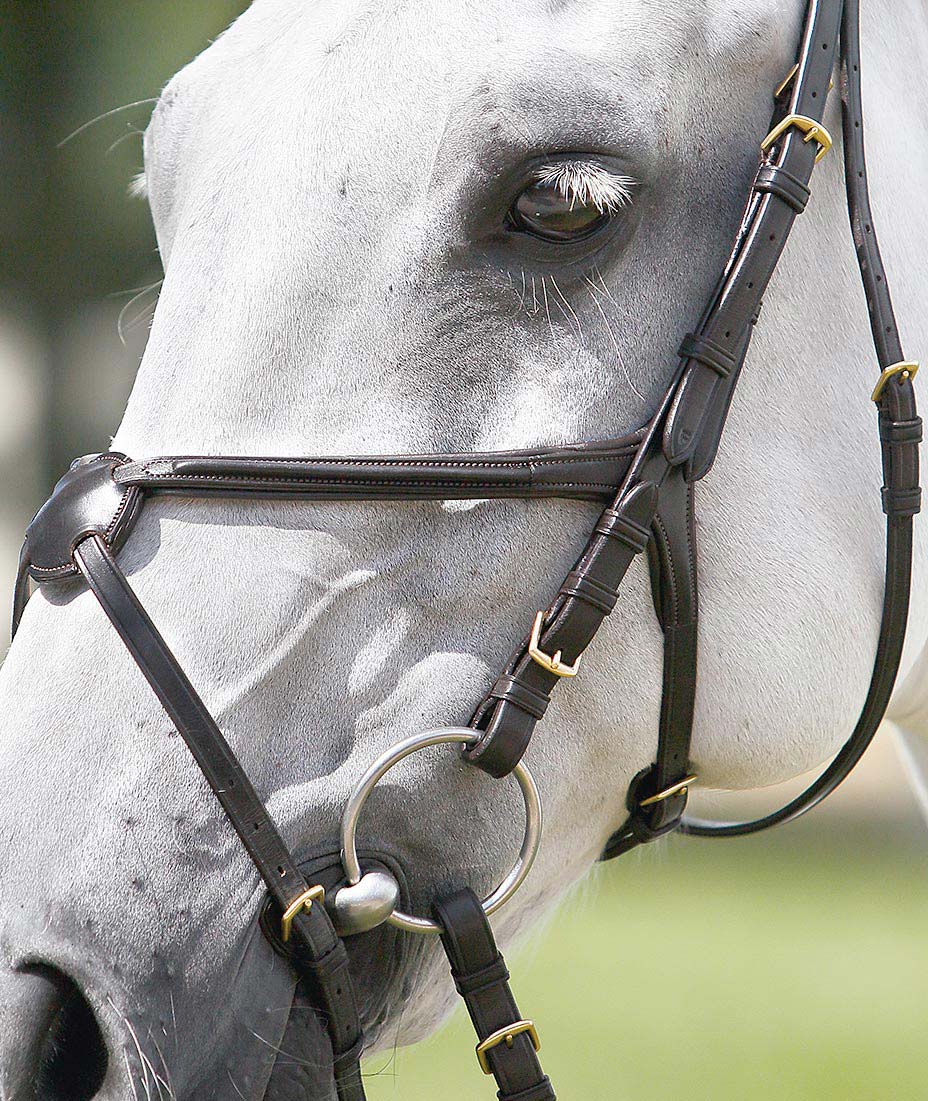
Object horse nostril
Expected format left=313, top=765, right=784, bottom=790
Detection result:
left=23, top=965, right=108, bottom=1100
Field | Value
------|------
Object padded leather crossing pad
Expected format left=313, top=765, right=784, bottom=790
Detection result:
left=25, top=453, right=143, bottom=581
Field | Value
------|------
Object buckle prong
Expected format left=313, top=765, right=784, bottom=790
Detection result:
left=280, top=885, right=326, bottom=943
left=638, top=775, right=698, bottom=808
left=475, top=1020, right=540, bottom=1075
left=761, top=114, right=833, bottom=163
left=872, top=361, right=919, bottom=402
left=528, top=611, right=581, bottom=678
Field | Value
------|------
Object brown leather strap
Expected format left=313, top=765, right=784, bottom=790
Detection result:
left=433, top=889, right=555, bottom=1101
left=681, top=0, right=921, bottom=838
left=466, top=479, right=660, bottom=777
left=602, top=469, right=698, bottom=858
left=664, top=0, right=845, bottom=479
left=114, top=435, right=643, bottom=504
left=72, top=535, right=366, bottom=1101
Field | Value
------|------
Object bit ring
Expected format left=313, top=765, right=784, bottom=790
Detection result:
left=340, top=727, right=542, bottom=935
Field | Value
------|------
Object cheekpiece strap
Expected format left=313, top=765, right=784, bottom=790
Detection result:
left=433, top=888, right=555, bottom=1101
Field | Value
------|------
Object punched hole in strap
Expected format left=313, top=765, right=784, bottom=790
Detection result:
left=678, top=332, right=739, bottom=380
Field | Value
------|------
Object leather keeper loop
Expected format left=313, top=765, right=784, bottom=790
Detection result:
left=880, top=416, right=923, bottom=444
left=331, top=1037, right=366, bottom=1078
left=291, top=937, right=348, bottom=981
left=595, top=508, right=651, bottom=553
left=502, top=1082, right=558, bottom=1101
left=622, top=764, right=689, bottom=844
left=627, top=798, right=687, bottom=844
left=488, top=674, right=550, bottom=720
left=560, top=570, right=619, bottom=615
left=881, top=486, right=922, bottom=517
left=452, top=955, right=511, bottom=997
left=754, top=163, right=811, bottom=213
left=678, top=332, right=739, bottom=380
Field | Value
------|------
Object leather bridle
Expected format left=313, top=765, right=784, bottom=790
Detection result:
left=10, top=1, right=920, bottom=1097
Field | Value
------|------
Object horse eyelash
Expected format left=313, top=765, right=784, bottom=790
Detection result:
left=534, top=160, right=635, bottom=214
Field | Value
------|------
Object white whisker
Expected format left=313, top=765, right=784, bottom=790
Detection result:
left=115, top=280, right=163, bottom=346
left=583, top=280, right=646, bottom=401
left=58, top=98, right=159, bottom=148
left=125, top=1052, right=140, bottom=1101
left=549, top=276, right=584, bottom=341
left=129, top=171, right=148, bottom=199
left=105, top=127, right=145, bottom=157
left=584, top=279, right=622, bottom=357
left=227, top=1069, right=247, bottom=1100
left=122, top=1013, right=153, bottom=1101
left=147, top=1027, right=176, bottom=1100
left=246, top=1028, right=332, bottom=1070
left=541, top=277, right=555, bottom=341
left=505, top=270, right=526, bottom=317
left=514, top=267, right=527, bottom=313
left=592, top=264, right=619, bottom=307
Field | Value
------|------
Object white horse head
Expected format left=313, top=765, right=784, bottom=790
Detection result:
left=1, top=0, right=926, bottom=1097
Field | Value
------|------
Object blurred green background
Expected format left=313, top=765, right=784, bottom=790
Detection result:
left=365, top=817, right=928, bottom=1101
left=1, top=5, right=926, bottom=1099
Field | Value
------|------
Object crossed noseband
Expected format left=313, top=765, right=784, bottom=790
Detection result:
left=10, top=1, right=921, bottom=1097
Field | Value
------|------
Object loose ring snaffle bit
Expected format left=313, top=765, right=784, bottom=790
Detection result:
left=337, top=727, right=543, bottom=935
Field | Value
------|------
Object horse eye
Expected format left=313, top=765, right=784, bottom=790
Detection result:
left=507, top=180, right=610, bottom=242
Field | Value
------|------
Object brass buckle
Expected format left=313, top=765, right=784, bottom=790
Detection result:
left=638, top=774, right=698, bottom=808
left=872, top=361, right=919, bottom=402
left=280, top=884, right=326, bottom=943
left=528, top=611, right=580, bottom=678
left=476, top=1020, right=540, bottom=1075
left=761, top=114, right=833, bottom=163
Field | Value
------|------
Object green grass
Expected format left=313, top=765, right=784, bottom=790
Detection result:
left=363, top=823, right=928, bottom=1100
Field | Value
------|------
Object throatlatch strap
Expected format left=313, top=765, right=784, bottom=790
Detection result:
left=433, top=890, right=555, bottom=1101
left=72, top=535, right=366, bottom=1101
